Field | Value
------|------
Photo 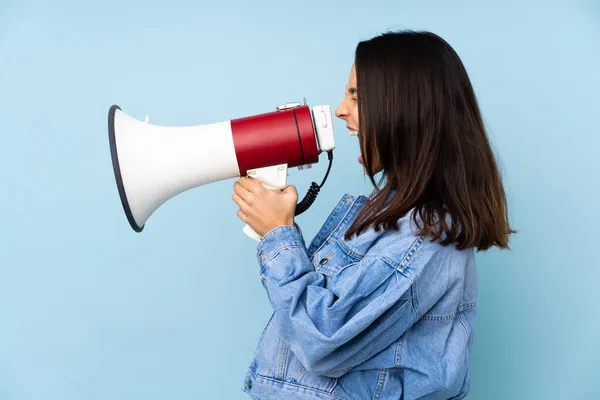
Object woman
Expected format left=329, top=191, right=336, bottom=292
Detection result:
left=233, top=30, right=513, bottom=400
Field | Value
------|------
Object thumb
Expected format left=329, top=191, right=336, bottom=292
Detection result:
left=283, top=184, right=297, bottom=195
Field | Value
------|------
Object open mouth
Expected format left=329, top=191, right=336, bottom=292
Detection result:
left=347, top=129, right=363, bottom=164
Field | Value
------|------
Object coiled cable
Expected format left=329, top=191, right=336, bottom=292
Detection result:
left=295, top=151, right=333, bottom=216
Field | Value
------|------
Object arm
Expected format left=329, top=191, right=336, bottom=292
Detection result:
left=259, top=222, right=306, bottom=294
left=293, top=221, right=307, bottom=248
left=256, top=225, right=424, bottom=378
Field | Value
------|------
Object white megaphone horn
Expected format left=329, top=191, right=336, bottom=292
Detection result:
left=108, top=99, right=335, bottom=240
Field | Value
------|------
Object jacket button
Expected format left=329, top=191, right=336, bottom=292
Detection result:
left=319, top=255, right=332, bottom=265
left=248, top=379, right=253, bottom=389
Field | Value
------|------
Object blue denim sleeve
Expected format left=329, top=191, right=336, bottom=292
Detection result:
left=256, top=225, right=419, bottom=378
left=259, top=222, right=305, bottom=294
left=293, top=221, right=306, bottom=248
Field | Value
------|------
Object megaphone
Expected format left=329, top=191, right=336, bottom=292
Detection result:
left=108, top=99, right=335, bottom=240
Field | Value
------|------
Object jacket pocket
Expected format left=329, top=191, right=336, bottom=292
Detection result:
left=311, top=238, right=361, bottom=277
left=283, top=342, right=339, bottom=393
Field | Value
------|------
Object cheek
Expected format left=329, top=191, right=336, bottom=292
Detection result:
left=351, top=105, right=360, bottom=126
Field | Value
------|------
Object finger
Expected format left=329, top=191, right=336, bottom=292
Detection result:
left=236, top=209, right=249, bottom=223
left=282, top=186, right=298, bottom=202
left=233, top=180, right=252, bottom=203
left=232, top=192, right=250, bottom=213
left=283, top=184, right=297, bottom=194
left=240, top=176, right=264, bottom=192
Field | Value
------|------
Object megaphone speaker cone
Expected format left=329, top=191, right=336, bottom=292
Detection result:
left=108, top=105, right=144, bottom=232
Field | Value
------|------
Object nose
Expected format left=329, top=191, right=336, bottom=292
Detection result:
left=335, top=99, right=349, bottom=121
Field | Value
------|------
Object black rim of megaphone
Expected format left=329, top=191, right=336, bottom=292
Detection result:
left=108, top=105, right=144, bottom=233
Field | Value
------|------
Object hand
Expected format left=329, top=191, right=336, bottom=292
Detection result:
left=232, top=176, right=298, bottom=237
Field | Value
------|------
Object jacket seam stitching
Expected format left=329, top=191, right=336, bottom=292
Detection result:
left=397, top=236, right=425, bottom=273
left=420, top=313, right=456, bottom=322
left=254, top=372, right=346, bottom=400
left=420, top=301, right=477, bottom=321
left=394, top=236, right=425, bottom=315
left=307, top=194, right=353, bottom=254
left=458, top=301, right=477, bottom=312
left=263, top=244, right=305, bottom=265
left=420, top=302, right=477, bottom=321
left=310, top=197, right=361, bottom=261
left=372, top=369, right=388, bottom=400
left=334, top=237, right=364, bottom=259
left=394, top=337, right=403, bottom=368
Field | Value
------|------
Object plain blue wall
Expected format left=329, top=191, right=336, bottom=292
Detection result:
left=1, top=0, right=598, bottom=399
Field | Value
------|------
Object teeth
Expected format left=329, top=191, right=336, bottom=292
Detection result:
left=349, top=130, right=359, bottom=136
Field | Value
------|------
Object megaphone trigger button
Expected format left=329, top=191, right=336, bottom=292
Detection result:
left=320, top=111, right=327, bottom=128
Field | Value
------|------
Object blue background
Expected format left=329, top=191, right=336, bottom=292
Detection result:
left=1, top=0, right=599, bottom=399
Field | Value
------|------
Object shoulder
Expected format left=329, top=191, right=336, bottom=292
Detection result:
left=341, top=207, right=473, bottom=281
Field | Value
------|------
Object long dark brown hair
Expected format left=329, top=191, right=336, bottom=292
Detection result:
left=344, top=30, right=515, bottom=251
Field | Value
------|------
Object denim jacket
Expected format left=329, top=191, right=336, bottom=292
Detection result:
left=241, top=193, right=477, bottom=400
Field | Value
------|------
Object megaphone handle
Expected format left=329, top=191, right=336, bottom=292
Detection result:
left=242, top=224, right=264, bottom=241
left=242, top=164, right=288, bottom=241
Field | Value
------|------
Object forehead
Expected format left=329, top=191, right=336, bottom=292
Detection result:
left=349, top=63, right=356, bottom=82
left=346, top=63, right=357, bottom=87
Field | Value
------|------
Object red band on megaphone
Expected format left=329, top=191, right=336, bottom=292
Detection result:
left=231, top=105, right=319, bottom=175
